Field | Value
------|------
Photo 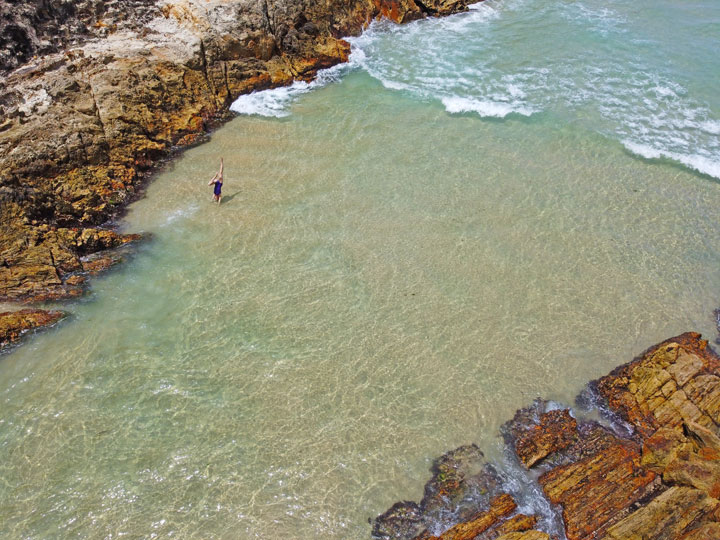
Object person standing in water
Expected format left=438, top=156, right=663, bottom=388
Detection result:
left=208, top=158, right=224, bottom=205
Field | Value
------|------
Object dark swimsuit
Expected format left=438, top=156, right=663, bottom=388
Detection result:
left=214, top=181, right=222, bottom=196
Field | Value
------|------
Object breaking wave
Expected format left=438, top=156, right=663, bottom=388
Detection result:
left=231, top=0, right=720, bottom=180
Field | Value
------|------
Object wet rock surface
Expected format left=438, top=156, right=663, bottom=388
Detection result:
left=0, top=308, right=65, bottom=348
left=0, top=0, right=475, bottom=308
left=374, top=332, right=720, bottom=540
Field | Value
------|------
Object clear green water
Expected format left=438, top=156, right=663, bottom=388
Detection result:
left=2, top=0, right=720, bottom=537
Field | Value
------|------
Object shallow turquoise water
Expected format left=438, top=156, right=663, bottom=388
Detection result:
left=2, top=0, right=720, bottom=538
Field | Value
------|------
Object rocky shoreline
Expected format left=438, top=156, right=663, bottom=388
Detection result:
left=374, top=332, right=720, bottom=540
left=0, top=0, right=474, bottom=349
left=4, top=5, right=720, bottom=537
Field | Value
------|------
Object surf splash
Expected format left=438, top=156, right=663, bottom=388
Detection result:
left=229, top=62, right=350, bottom=117
left=230, top=0, right=720, bottom=180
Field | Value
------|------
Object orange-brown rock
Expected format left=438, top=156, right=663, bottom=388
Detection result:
left=377, top=334, right=720, bottom=540
left=486, top=514, right=538, bottom=538
left=0, top=208, right=141, bottom=301
left=515, top=409, right=577, bottom=468
left=601, top=486, right=720, bottom=539
left=494, top=532, right=549, bottom=540
left=0, top=0, right=476, bottom=302
left=0, top=308, right=64, bottom=348
left=663, top=448, right=720, bottom=498
left=640, top=427, right=692, bottom=473
left=81, top=254, right=124, bottom=275
left=678, top=522, right=720, bottom=540
left=539, top=434, right=660, bottom=540
left=428, top=494, right=517, bottom=540
left=594, top=332, right=720, bottom=439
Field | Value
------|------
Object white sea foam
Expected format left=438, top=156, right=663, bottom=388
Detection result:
left=623, top=141, right=720, bottom=179
left=162, top=203, right=200, bottom=226
left=441, top=96, right=535, bottom=118
left=699, top=119, right=720, bottom=135
left=559, top=1, right=627, bottom=36
left=232, top=0, right=720, bottom=181
left=229, top=62, right=350, bottom=117
left=230, top=82, right=309, bottom=117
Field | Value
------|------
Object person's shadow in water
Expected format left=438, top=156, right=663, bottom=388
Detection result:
left=222, top=190, right=242, bottom=204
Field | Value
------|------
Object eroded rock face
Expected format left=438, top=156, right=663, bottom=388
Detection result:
left=375, top=333, right=720, bottom=540
left=1, top=0, right=474, bottom=303
left=0, top=0, right=159, bottom=73
left=503, top=401, right=578, bottom=468
left=427, top=494, right=517, bottom=540
left=0, top=308, right=64, bottom=348
left=594, top=333, right=720, bottom=439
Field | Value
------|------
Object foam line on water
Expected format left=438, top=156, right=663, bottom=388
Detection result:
left=622, top=141, right=720, bottom=179
left=229, top=62, right=350, bottom=117
left=442, top=96, right=536, bottom=118
left=232, top=0, right=720, bottom=180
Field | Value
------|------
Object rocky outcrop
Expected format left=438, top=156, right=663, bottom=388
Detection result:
left=0, top=0, right=477, bottom=352
left=0, top=308, right=64, bottom=348
left=374, top=332, right=720, bottom=540
left=0, top=0, right=475, bottom=306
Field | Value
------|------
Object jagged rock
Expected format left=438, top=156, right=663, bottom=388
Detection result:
left=494, top=532, right=549, bottom=540
left=539, top=433, right=660, bottom=540
left=513, top=409, right=577, bottom=468
left=81, top=253, right=124, bottom=275
left=0, top=210, right=141, bottom=300
left=663, top=450, right=720, bottom=498
left=685, top=420, right=720, bottom=455
left=0, top=308, right=64, bottom=348
left=474, top=514, right=538, bottom=540
left=373, top=501, right=426, bottom=540
left=601, top=486, right=720, bottom=539
left=420, top=445, right=503, bottom=528
left=372, top=445, right=504, bottom=539
left=641, top=427, right=693, bottom=473
left=377, top=334, right=720, bottom=540
left=593, top=333, right=720, bottom=439
left=427, top=494, right=517, bottom=540
left=0, top=0, right=475, bottom=302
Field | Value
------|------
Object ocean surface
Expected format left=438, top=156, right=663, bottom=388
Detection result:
left=2, top=0, right=720, bottom=537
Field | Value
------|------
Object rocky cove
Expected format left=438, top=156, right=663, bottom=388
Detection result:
left=2, top=0, right=720, bottom=538
left=0, top=0, right=469, bottom=334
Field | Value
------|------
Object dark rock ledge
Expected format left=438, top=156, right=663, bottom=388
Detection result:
left=374, top=332, right=720, bottom=540
left=0, top=0, right=475, bottom=349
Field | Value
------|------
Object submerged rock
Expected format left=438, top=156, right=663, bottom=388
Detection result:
left=374, top=501, right=426, bottom=540
left=375, top=333, right=720, bottom=540
left=420, top=445, right=503, bottom=529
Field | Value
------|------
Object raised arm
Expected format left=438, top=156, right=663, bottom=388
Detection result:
left=208, top=158, right=224, bottom=185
